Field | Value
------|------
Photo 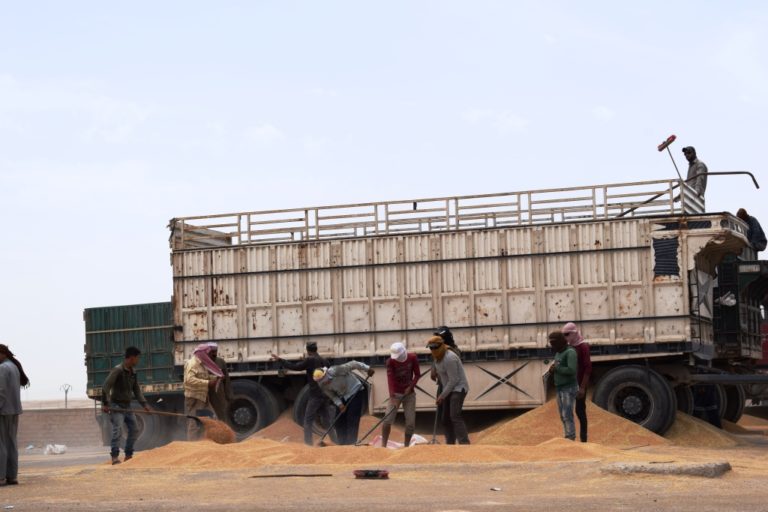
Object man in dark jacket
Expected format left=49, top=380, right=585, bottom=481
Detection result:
left=0, top=344, right=28, bottom=485
left=682, top=146, right=708, bottom=198
left=737, top=208, right=767, bottom=252
left=207, top=343, right=234, bottom=424
left=102, top=346, right=150, bottom=465
left=272, top=342, right=331, bottom=445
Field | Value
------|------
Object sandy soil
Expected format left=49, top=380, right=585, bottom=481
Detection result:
left=11, top=437, right=768, bottom=512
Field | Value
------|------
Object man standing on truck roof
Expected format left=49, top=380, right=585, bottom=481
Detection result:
left=101, top=346, right=150, bottom=465
left=549, top=332, right=578, bottom=441
left=271, top=342, right=331, bottom=446
left=428, top=336, right=470, bottom=445
left=562, top=323, right=592, bottom=443
left=314, top=361, right=374, bottom=445
left=183, top=344, right=223, bottom=440
left=206, top=343, right=234, bottom=425
left=737, top=208, right=767, bottom=253
left=381, top=342, right=421, bottom=448
left=682, top=146, right=708, bottom=198
left=0, top=344, right=28, bottom=485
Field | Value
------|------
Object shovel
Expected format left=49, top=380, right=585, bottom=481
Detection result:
left=429, top=407, right=440, bottom=444
left=108, top=407, right=207, bottom=427
left=318, top=374, right=371, bottom=447
left=354, top=396, right=403, bottom=447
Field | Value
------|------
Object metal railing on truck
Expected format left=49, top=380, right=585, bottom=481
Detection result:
left=170, top=178, right=704, bottom=250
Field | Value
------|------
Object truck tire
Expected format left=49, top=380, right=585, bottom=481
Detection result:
left=675, top=385, right=694, bottom=415
left=228, top=380, right=281, bottom=439
left=722, top=384, right=746, bottom=423
left=103, top=408, right=168, bottom=451
left=292, top=384, right=340, bottom=444
left=593, top=365, right=676, bottom=435
left=691, top=384, right=727, bottom=422
left=132, top=412, right=166, bottom=451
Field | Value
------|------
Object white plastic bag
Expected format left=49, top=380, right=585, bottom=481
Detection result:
left=43, top=444, right=67, bottom=455
left=368, top=434, right=429, bottom=449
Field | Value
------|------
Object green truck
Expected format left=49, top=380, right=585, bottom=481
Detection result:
left=85, top=301, right=302, bottom=449
left=85, top=302, right=182, bottom=449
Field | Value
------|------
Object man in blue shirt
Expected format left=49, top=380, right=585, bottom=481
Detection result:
left=737, top=208, right=767, bottom=252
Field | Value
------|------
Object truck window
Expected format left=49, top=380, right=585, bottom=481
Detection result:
left=653, top=237, right=680, bottom=277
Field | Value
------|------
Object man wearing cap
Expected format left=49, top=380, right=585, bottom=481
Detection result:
left=381, top=342, right=421, bottom=448
left=271, top=342, right=331, bottom=446
left=314, top=361, right=375, bottom=445
left=428, top=336, right=470, bottom=445
left=207, top=343, right=234, bottom=424
left=433, top=326, right=461, bottom=358
left=562, top=322, right=591, bottom=443
left=682, top=146, right=708, bottom=198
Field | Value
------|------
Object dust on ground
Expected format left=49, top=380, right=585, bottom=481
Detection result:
left=10, top=405, right=768, bottom=512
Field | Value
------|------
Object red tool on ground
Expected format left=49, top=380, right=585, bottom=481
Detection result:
left=354, top=469, right=389, bottom=480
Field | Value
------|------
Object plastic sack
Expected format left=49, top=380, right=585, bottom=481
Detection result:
left=43, top=444, right=67, bottom=455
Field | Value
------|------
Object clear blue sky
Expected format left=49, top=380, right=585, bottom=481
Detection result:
left=1, top=1, right=766, bottom=400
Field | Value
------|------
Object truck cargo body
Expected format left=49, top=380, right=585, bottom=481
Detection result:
left=172, top=212, right=742, bottom=408
left=85, top=302, right=184, bottom=449
left=167, top=179, right=767, bottom=435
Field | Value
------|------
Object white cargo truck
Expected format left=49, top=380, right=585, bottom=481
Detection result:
left=167, top=178, right=768, bottom=438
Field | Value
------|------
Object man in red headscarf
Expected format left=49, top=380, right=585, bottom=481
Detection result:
left=183, top=344, right=224, bottom=440
left=561, top=323, right=592, bottom=442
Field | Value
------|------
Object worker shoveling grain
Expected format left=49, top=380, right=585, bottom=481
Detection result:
left=198, top=417, right=237, bottom=445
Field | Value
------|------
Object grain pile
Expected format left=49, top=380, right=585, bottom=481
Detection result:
left=254, top=412, right=404, bottom=444
left=199, top=417, right=237, bottom=445
left=663, top=413, right=739, bottom=448
left=122, top=437, right=645, bottom=470
left=476, top=400, right=668, bottom=448
left=722, top=420, right=758, bottom=435
left=254, top=412, right=305, bottom=442
left=738, top=414, right=768, bottom=434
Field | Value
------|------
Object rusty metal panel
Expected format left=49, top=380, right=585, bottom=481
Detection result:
left=173, top=213, right=746, bottom=372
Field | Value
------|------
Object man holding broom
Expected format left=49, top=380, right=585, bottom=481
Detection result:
left=101, top=346, right=151, bottom=465
left=380, top=342, right=421, bottom=448
left=184, top=344, right=223, bottom=440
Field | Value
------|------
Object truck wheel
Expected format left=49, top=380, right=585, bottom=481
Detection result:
left=132, top=412, right=166, bottom=451
left=593, top=365, right=676, bottom=435
left=292, top=384, right=340, bottom=444
left=722, top=384, right=746, bottom=423
left=675, top=385, right=694, bottom=415
left=228, top=380, right=281, bottom=439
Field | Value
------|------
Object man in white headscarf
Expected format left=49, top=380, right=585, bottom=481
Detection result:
left=381, top=342, right=421, bottom=447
